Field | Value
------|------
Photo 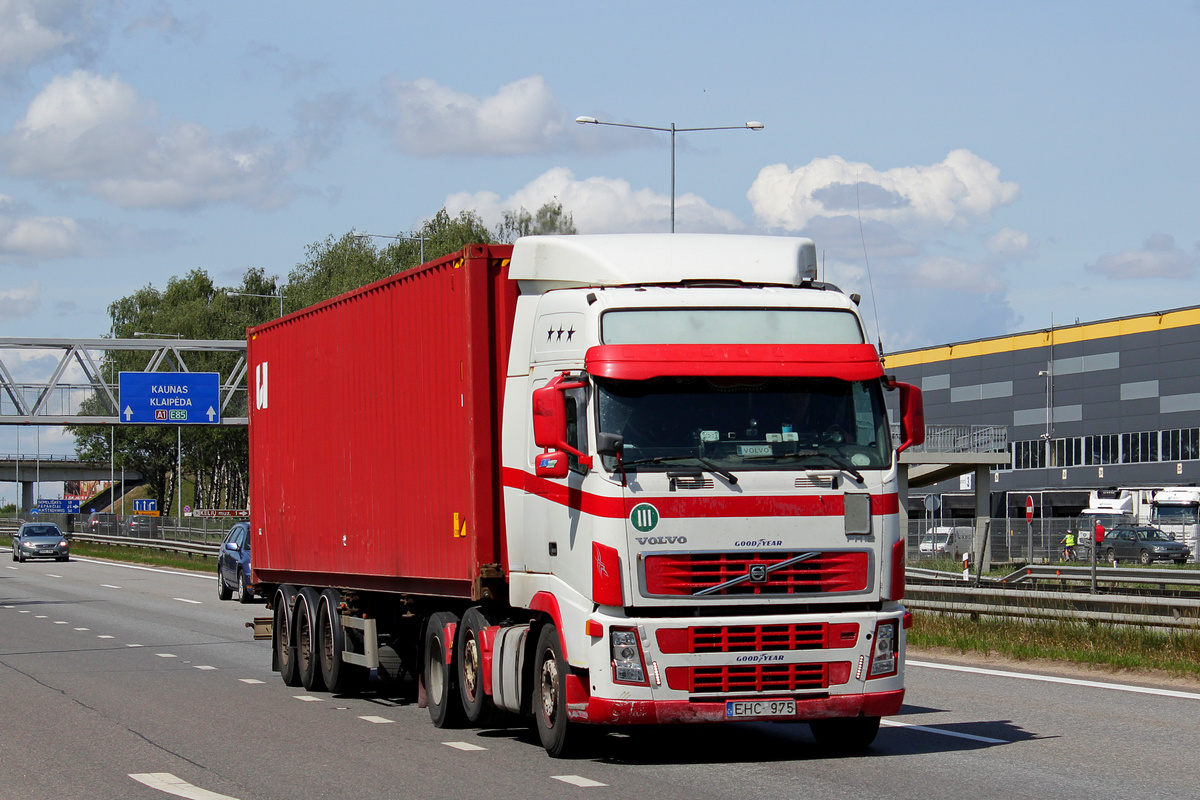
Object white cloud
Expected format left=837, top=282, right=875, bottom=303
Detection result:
left=0, top=280, right=40, bottom=320
left=383, top=75, right=584, bottom=156
left=1085, top=233, right=1198, bottom=280
left=444, top=167, right=743, bottom=234
left=0, top=70, right=300, bottom=210
left=0, top=0, right=79, bottom=72
left=909, top=255, right=1006, bottom=293
left=986, top=227, right=1035, bottom=260
left=748, top=149, right=1019, bottom=232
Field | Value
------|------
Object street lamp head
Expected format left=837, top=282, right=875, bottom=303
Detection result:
left=745, top=121, right=764, bottom=131
left=575, top=115, right=598, bottom=125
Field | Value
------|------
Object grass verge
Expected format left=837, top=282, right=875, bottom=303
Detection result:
left=70, top=541, right=217, bottom=573
left=910, top=611, right=1200, bottom=680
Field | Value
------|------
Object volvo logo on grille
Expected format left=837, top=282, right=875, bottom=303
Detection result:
left=748, top=563, right=768, bottom=582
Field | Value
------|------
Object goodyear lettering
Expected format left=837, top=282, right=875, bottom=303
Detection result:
left=735, top=654, right=786, bottom=663
left=635, top=536, right=687, bottom=546
left=734, top=540, right=782, bottom=547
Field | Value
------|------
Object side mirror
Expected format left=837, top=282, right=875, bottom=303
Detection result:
left=891, top=380, right=925, bottom=453
left=225, top=541, right=240, bottom=551
left=535, top=451, right=570, bottom=479
left=532, top=380, right=568, bottom=449
left=596, top=432, right=624, bottom=458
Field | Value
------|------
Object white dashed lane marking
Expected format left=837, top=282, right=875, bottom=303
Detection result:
left=238, top=679, right=265, bottom=684
left=552, top=776, right=607, bottom=788
left=129, top=772, right=241, bottom=800
left=443, top=741, right=486, bottom=751
left=358, top=715, right=394, bottom=724
left=174, top=598, right=202, bottom=605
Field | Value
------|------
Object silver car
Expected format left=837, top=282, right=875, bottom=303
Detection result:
left=12, top=522, right=70, bottom=562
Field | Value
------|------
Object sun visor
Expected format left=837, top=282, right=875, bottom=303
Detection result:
left=584, top=344, right=884, bottom=381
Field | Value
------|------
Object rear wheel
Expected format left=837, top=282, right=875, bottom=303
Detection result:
left=424, top=611, right=465, bottom=728
left=1106, top=547, right=1116, bottom=564
left=274, top=586, right=302, bottom=687
left=237, top=569, right=253, bottom=604
left=317, top=589, right=365, bottom=693
left=809, top=716, right=881, bottom=751
left=457, top=606, right=504, bottom=726
left=295, top=587, right=325, bottom=691
left=217, top=571, right=233, bottom=601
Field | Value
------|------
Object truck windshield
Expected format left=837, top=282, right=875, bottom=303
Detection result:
left=1152, top=506, right=1199, bottom=525
left=594, top=375, right=891, bottom=473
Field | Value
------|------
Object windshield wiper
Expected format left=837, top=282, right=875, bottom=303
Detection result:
left=621, top=454, right=738, bottom=485
left=774, top=451, right=864, bottom=484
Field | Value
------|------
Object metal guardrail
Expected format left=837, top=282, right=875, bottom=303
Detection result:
left=71, top=532, right=219, bottom=558
left=996, top=564, right=1200, bottom=590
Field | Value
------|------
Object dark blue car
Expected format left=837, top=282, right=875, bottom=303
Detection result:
left=216, top=522, right=254, bottom=603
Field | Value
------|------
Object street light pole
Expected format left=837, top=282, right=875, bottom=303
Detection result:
left=354, top=232, right=427, bottom=265
left=575, top=115, right=764, bottom=232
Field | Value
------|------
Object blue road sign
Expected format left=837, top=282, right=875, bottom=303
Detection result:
left=119, top=372, right=221, bottom=424
left=134, top=498, right=157, bottom=512
left=37, top=498, right=80, bottom=514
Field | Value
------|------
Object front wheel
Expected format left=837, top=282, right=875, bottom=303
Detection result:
left=809, top=716, right=881, bottom=751
left=534, top=623, right=586, bottom=758
left=217, top=572, right=233, bottom=601
left=1139, top=549, right=1152, bottom=566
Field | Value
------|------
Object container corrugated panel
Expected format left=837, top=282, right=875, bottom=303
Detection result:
left=248, top=245, right=518, bottom=599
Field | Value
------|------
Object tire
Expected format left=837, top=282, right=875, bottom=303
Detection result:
left=533, top=623, right=584, bottom=758
left=809, top=716, right=882, bottom=751
left=217, top=571, right=233, bottom=601
left=274, top=585, right=302, bottom=687
left=457, top=606, right=504, bottom=726
left=237, top=569, right=254, bottom=604
left=1106, top=548, right=1116, bottom=564
left=424, top=610, right=465, bottom=728
left=1139, top=549, right=1152, bottom=566
left=295, top=587, right=326, bottom=692
left=317, top=589, right=365, bottom=694
left=16, top=552, right=24, bottom=563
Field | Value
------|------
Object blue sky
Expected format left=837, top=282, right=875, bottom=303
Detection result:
left=0, top=0, right=1198, bottom=467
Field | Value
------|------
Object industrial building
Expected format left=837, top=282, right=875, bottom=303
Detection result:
left=884, top=304, right=1200, bottom=521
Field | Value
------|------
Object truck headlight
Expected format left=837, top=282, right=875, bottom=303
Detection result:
left=610, top=627, right=648, bottom=685
left=867, top=619, right=899, bottom=678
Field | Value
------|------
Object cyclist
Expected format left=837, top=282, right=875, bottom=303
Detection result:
left=1061, top=529, right=1077, bottom=561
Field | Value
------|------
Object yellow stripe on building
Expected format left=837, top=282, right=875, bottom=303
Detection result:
left=883, top=306, right=1200, bottom=369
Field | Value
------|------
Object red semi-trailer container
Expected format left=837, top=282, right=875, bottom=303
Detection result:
left=248, top=234, right=922, bottom=758
left=249, top=244, right=517, bottom=598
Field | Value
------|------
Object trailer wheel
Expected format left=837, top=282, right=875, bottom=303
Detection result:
left=274, top=585, right=302, bottom=687
left=424, top=610, right=465, bottom=728
left=809, top=716, right=881, bottom=751
left=534, top=623, right=584, bottom=758
left=317, top=589, right=364, bottom=694
left=295, top=587, right=326, bottom=692
left=457, top=606, right=504, bottom=726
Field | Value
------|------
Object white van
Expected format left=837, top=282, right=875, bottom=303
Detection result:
left=918, top=526, right=973, bottom=558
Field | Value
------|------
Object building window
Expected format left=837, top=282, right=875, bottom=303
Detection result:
left=1013, top=440, right=1046, bottom=470
left=1049, top=437, right=1082, bottom=467
left=1085, top=434, right=1119, bottom=465
left=1162, top=428, right=1200, bottom=461
left=1120, top=431, right=1158, bottom=464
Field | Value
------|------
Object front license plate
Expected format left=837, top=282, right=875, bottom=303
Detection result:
left=725, top=700, right=795, bottom=719
left=39, top=549, right=55, bottom=555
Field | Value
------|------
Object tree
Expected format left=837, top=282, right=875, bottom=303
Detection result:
left=494, top=200, right=577, bottom=243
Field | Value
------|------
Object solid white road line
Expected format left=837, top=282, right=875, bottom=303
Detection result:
left=72, top=556, right=216, bottom=580
left=552, top=775, right=608, bottom=788
left=881, top=719, right=1007, bottom=743
left=908, top=659, right=1200, bottom=701
left=129, top=772, right=241, bottom=800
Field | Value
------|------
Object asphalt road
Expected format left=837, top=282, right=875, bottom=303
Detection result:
left=3, top=552, right=1198, bottom=800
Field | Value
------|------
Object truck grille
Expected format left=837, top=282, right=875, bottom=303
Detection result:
left=665, top=662, right=852, bottom=693
left=642, top=551, right=869, bottom=596
left=655, top=622, right=859, bottom=654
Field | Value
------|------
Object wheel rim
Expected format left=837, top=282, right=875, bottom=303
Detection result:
left=462, top=635, right=480, bottom=701
left=428, top=639, right=445, bottom=701
left=540, top=650, right=559, bottom=728
left=298, top=607, right=313, bottom=673
left=321, top=606, right=334, bottom=670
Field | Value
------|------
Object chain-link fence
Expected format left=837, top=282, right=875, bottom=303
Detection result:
left=909, top=517, right=1092, bottom=564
